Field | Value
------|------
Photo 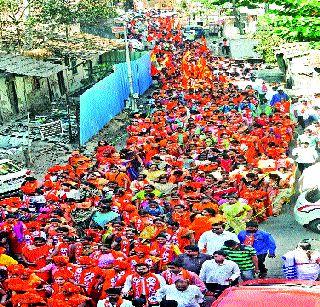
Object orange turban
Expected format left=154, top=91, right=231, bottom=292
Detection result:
left=7, top=264, right=25, bottom=275
left=134, top=245, right=150, bottom=255
left=53, top=270, right=72, bottom=280
left=48, top=298, right=70, bottom=307
left=6, top=278, right=30, bottom=292
left=26, top=221, right=40, bottom=229
left=0, top=197, right=22, bottom=208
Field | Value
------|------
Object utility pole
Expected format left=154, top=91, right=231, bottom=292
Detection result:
left=64, top=74, right=74, bottom=143
left=124, top=23, right=135, bottom=110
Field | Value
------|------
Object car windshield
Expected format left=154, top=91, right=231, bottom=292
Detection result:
left=0, top=162, right=20, bottom=176
left=305, top=188, right=320, bottom=203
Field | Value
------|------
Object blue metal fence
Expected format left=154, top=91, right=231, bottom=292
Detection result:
left=80, top=53, right=152, bottom=145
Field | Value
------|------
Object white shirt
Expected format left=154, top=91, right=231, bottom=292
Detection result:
left=199, top=259, right=241, bottom=285
left=156, top=284, right=204, bottom=307
left=292, top=146, right=318, bottom=164
left=265, top=88, right=277, bottom=102
left=294, top=249, right=320, bottom=280
left=198, top=230, right=239, bottom=255
left=257, top=158, right=276, bottom=170
left=283, top=248, right=320, bottom=281
left=297, top=134, right=317, bottom=147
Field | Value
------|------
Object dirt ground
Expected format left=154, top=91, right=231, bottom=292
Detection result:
left=0, top=89, right=152, bottom=179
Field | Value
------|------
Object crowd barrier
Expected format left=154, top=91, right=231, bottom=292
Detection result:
left=79, top=52, right=152, bottom=145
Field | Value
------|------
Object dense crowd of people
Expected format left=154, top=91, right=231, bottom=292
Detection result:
left=0, top=12, right=318, bottom=307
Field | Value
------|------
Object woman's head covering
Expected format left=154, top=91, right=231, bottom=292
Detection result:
left=53, top=256, right=69, bottom=265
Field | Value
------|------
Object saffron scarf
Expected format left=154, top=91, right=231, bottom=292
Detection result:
left=131, top=272, right=161, bottom=303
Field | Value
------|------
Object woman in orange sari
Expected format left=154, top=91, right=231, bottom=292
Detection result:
left=21, top=237, right=52, bottom=281
left=189, top=208, right=225, bottom=241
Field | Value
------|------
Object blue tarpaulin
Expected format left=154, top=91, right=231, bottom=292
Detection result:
left=80, top=53, right=152, bottom=145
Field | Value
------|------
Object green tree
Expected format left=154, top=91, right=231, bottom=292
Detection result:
left=254, top=16, right=286, bottom=63
left=34, top=0, right=117, bottom=41
left=201, top=0, right=320, bottom=62
left=266, top=0, right=320, bottom=42
left=0, top=0, right=40, bottom=49
left=37, top=0, right=78, bottom=40
left=77, top=0, right=118, bottom=25
left=201, top=0, right=320, bottom=42
left=255, top=0, right=320, bottom=62
left=200, top=0, right=260, bottom=9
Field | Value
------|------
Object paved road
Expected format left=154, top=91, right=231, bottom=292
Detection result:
left=229, top=38, right=262, bottom=60
left=260, top=201, right=319, bottom=277
left=207, top=36, right=262, bottom=60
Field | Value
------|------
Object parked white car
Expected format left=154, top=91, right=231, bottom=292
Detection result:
left=294, top=188, right=320, bottom=233
left=129, top=39, right=145, bottom=51
left=115, top=39, right=145, bottom=51
left=297, top=162, right=320, bottom=193
left=0, top=159, right=27, bottom=196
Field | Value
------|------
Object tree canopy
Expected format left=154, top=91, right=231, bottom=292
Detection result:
left=200, top=0, right=320, bottom=62
left=201, top=0, right=320, bottom=43
left=0, top=0, right=118, bottom=50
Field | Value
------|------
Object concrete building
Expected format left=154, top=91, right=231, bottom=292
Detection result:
left=0, top=53, right=66, bottom=122
left=276, top=43, right=320, bottom=94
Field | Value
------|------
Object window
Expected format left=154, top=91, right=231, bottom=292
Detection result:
left=57, top=71, right=66, bottom=95
left=86, top=60, right=93, bottom=80
left=71, top=58, right=78, bottom=75
left=306, top=188, right=320, bottom=203
left=64, top=57, right=70, bottom=66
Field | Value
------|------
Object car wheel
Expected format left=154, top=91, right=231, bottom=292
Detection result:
left=308, top=219, right=320, bottom=234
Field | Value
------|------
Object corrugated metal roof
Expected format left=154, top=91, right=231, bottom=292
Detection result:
left=0, top=53, right=66, bottom=78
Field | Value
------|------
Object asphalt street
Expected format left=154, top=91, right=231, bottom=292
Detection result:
left=261, top=202, right=319, bottom=277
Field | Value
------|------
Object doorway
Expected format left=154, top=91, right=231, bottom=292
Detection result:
left=6, top=78, right=19, bottom=114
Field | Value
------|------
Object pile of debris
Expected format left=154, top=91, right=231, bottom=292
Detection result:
left=0, top=99, right=77, bottom=177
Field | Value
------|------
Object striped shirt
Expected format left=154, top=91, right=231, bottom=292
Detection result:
left=222, top=245, right=256, bottom=271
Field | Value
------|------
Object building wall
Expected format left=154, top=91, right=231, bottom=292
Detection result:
left=15, top=76, right=32, bottom=113
left=0, top=50, right=129, bottom=122
left=14, top=76, right=52, bottom=115
left=67, top=60, right=87, bottom=93
left=286, top=56, right=320, bottom=94
left=0, top=74, right=57, bottom=121
left=66, top=52, right=120, bottom=94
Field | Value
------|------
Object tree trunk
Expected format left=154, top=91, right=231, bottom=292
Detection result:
left=16, top=25, right=22, bottom=49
